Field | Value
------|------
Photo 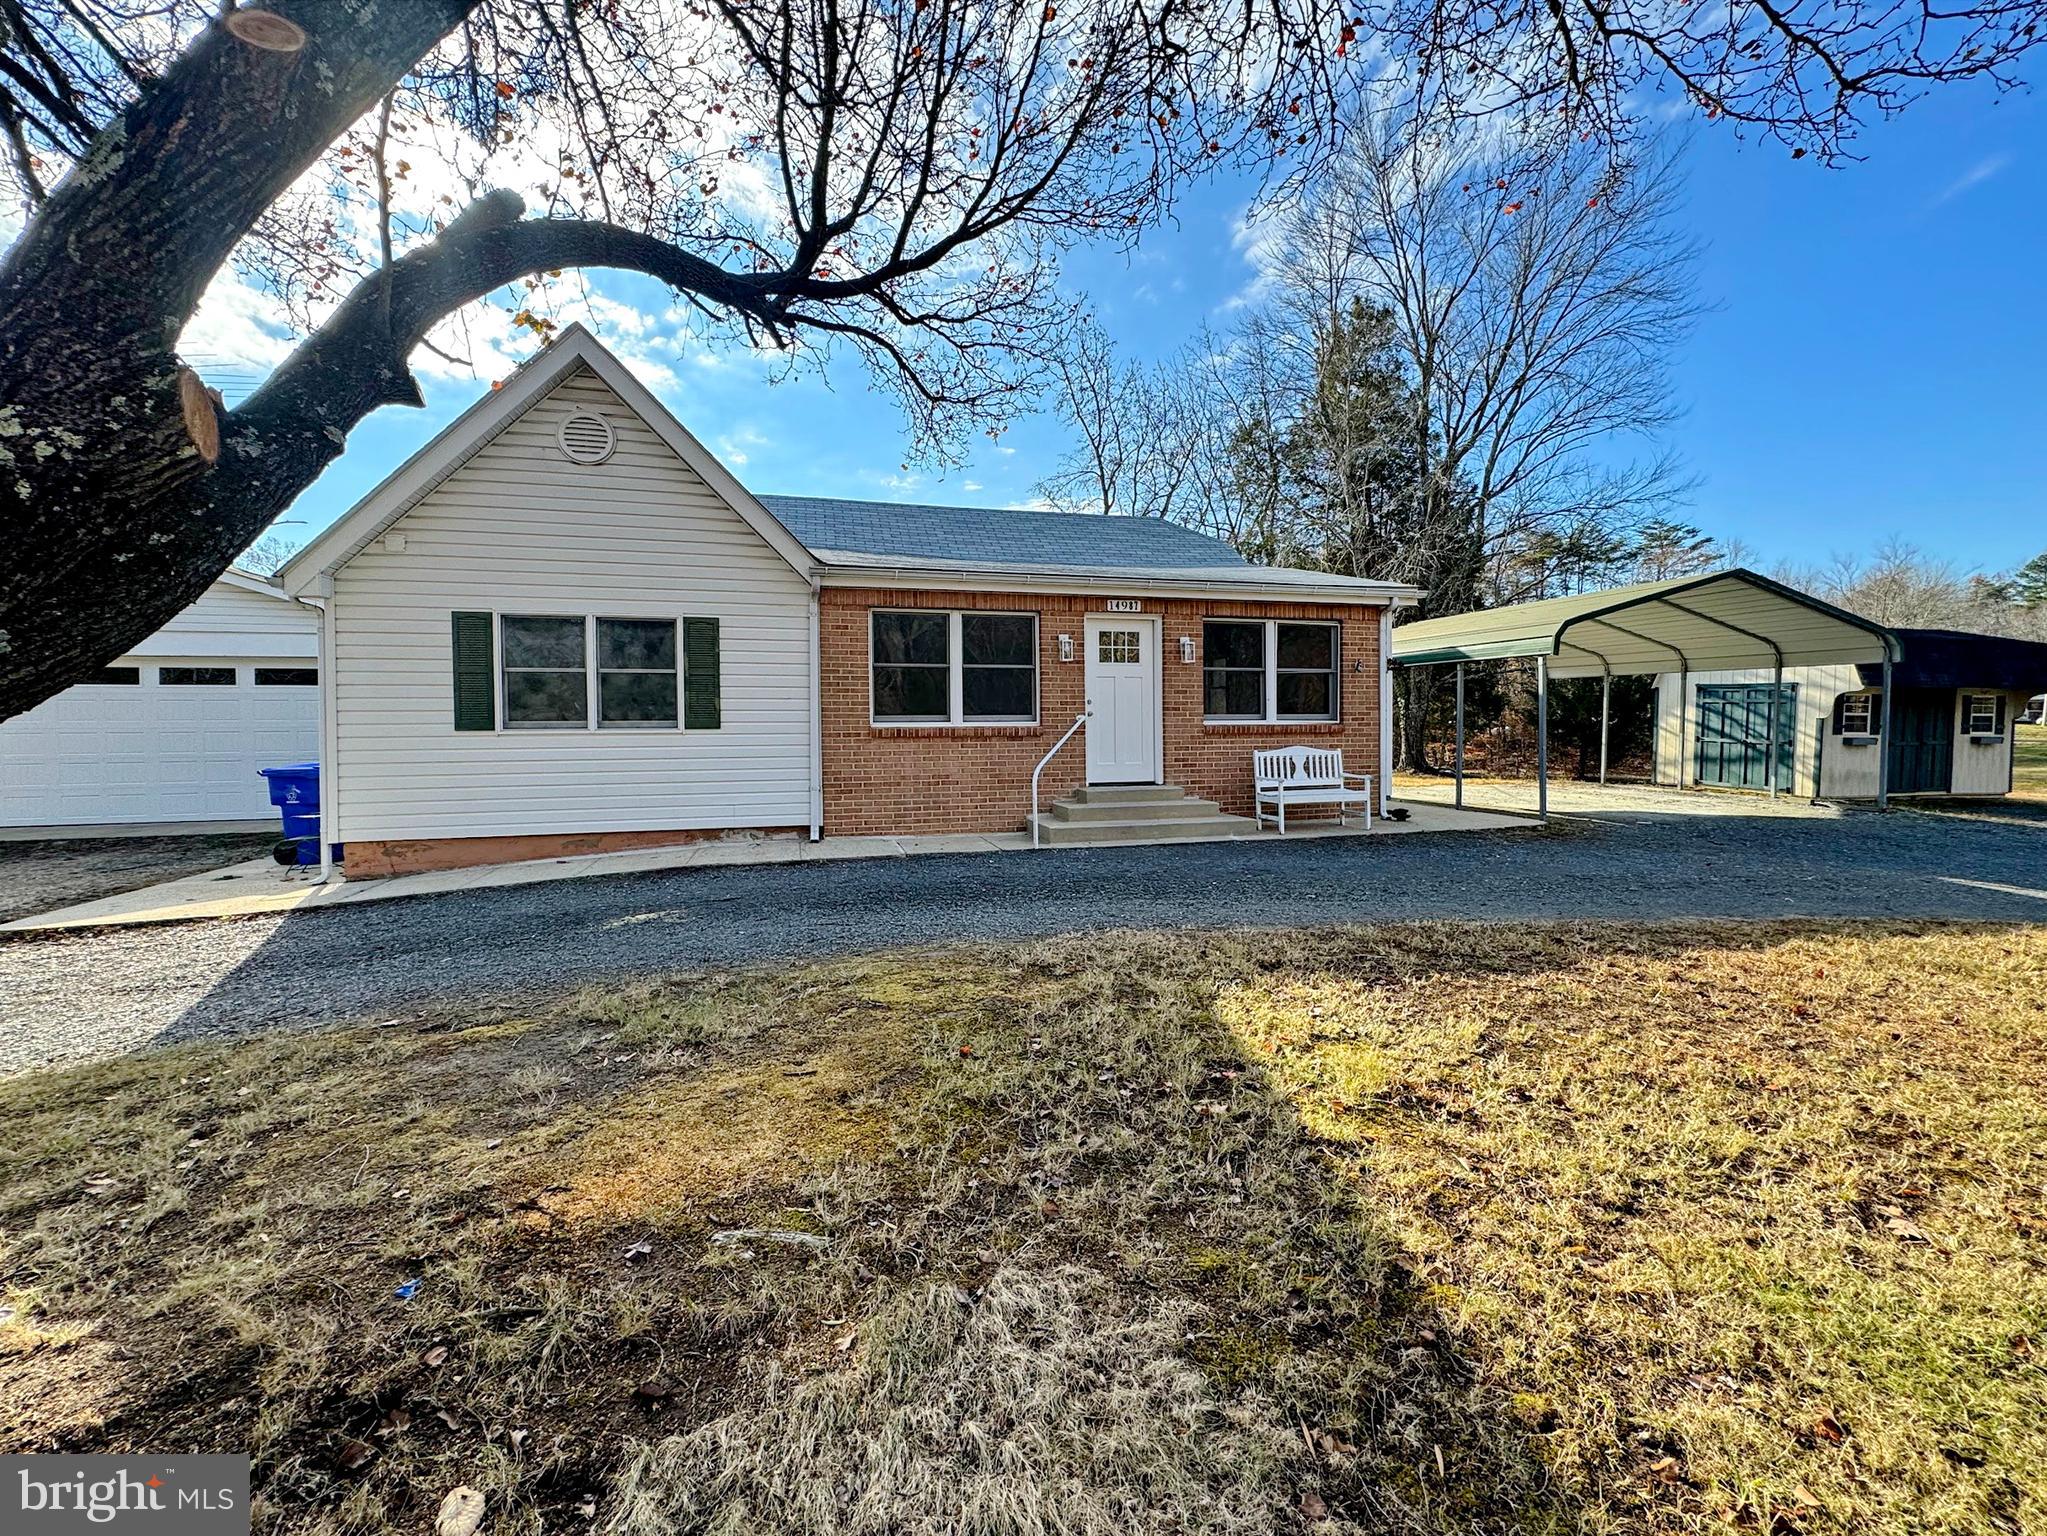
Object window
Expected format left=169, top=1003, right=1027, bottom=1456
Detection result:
left=93, top=667, right=139, bottom=685
left=596, top=619, right=677, bottom=728
left=1275, top=623, right=1338, bottom=720
left=501, top=614, right=588, bottom=727
left=1963, top=694, right=2003, bottom=735
left=468, top=613, right=712, bottom=733
left=1203, top=621, right=1265, bottom=720
left=871, top=609, right=1038, bottom=725
left=962, top=613, right=1037, bottom=721
left=1837, top=692, right=1874, bottom=735
left=255, top=668, right=318, bottom=687
left=1203, top=620, right=1340, bottom=723
left=159, top=666, right=236, bottom=686
left=1096, top=629, right=1140, bottom=664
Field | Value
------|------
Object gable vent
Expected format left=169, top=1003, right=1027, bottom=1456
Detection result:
left=557, top=412, right=616, bottom=465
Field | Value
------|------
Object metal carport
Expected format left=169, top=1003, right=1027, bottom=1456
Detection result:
left=1390, top=569, right=1903, bottom=815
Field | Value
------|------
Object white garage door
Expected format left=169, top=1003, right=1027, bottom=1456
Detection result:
left=0, top=660, right=321, bottom=828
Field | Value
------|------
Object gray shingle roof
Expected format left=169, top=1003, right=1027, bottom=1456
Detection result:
left=757, top=495, right=1249, bottom=571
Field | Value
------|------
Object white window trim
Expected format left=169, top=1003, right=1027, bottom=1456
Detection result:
left=594, top=616, right=683, bottom=731
left=869, top=609, right=1039, bottom=727
left=496, top=611, right=685, bottom=733
left=1202, top=619, right=1342, bottom=725
left=1963, top=693, right=2001, bottom=735
left=1838, top=692, right=1875, bottom=736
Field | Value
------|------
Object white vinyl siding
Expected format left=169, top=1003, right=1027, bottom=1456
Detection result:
left=329, top=366, right=813, bottom=842
left=0, top=576, right=319, bottom=827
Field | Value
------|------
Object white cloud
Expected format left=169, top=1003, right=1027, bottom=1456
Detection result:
left=1931, top=153, right=2012, bottom=208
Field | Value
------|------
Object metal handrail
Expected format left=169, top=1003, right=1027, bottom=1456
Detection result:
left=1030, top=710, right=1090, bottom=848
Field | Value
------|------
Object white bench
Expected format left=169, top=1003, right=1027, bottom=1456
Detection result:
left=1253, top=747, right=1374, bottom=833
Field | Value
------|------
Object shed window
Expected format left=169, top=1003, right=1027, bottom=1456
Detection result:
left=159, top=666, right=236, bottom=686
left=1203, top=620, right=1340, bottom=723
left=255, top=668, right=318, bottom=687
left=871, top=610, right=1037, bottom=725
left=1963, top=694, right=2004, bottom=735
left=597, top=619, right=678, bottom=727
left=1837, top=693, right=1874, bottom=735
left=502, top=615, right=588, bottom=727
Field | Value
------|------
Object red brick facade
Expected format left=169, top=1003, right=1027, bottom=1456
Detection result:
left=820, top=586, right=1385, bottom=836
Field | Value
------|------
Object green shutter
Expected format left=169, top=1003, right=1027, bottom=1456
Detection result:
left=451, top=611, right=496, bottom=731
left=683, top=616, right=721, bottom=729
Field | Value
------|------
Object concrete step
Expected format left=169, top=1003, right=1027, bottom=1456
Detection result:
left=1068, top=783, right=1187, bottom=805
left=1028, top=811, right=1259, bottom=846
left=1050, top=795, right=1225, bottom=823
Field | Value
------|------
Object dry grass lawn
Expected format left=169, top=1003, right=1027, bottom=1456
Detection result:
left=1, top=922, right=2042, bottom=1536
left=2014, top=722, right=2046, bottom=802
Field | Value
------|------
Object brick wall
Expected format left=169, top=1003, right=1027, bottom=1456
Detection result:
left=820, top=586, right=1384, bottom=836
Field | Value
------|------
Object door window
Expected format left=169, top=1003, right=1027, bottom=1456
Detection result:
left=1097, top=629, right=1140, bottom=664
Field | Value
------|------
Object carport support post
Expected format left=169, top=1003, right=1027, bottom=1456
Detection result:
left=1877, top=655, right=1893, bottom=811
left=1454, top=663, right=1466, bottom=810
left=1767, top=658, right=1782, bottom=798
left=1536, top=656, right=1550, bottom=822
left=1598, top=667, right=1611, bottom=786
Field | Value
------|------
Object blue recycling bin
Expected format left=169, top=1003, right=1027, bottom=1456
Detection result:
left=258, top=762, right=322, bottom=865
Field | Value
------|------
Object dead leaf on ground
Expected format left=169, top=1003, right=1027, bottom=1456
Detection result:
left=332, top=1437, right=377, bottom=1473
left=1299, top=1489, right=1329, bottom=1519
left=436, top=1486, right=485, bottom=1536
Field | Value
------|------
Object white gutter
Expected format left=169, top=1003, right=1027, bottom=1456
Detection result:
left=312, top=576, right=339, bottom=884
left=807, top=582, right=823, bottom=841
left=1378, top=605, right=1395, bottom=819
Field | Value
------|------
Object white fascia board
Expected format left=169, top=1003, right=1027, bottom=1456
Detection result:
left=813, top=563, right=1421, bottom=606
left=219, top=567, right=297, bottom=601
left=279, top=324, right=815, bottom=595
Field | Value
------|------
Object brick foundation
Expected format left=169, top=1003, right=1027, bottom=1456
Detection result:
left=821, top=587, right=1384, bottom=836
left=345, top=825, right=803, bottom=878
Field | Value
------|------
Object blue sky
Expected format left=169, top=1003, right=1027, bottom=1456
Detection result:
left=271, top=82, right=2046, bottom=579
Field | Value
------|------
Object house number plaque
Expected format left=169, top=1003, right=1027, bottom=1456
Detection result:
left=1104, top=599, right=1143, bottom=612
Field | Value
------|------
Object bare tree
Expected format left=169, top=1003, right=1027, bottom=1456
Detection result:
left=1287, top=109, right=1701, bottom=603
left=2, top=0, right=2038, bottom=717
left=1785, top=539, right=2047, bottom=639
left=1035, top=318, right=1215, bottom=524
left=0, top=0, right=1356, bottom=719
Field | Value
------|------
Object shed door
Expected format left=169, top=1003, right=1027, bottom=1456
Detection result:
left=1694, top=683, right=1797, bottom=789
left=1885, top=688, right=1953, bottom=795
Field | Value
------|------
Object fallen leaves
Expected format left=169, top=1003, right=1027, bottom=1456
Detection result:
left=435, top=1486, right=485, bottom=1536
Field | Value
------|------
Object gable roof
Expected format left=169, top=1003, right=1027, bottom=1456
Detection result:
left=1392, top=568, right=1901, bottom=677
left=277, top=324, right=814, bottom=594
left=276, top=326, right=1416, bottom=604
left=760, top=495, right=1248, bottom=570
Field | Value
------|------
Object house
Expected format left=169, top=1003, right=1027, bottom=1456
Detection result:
left=278, top=326, right=1417, bottom=877
left=1651, top=628, right=2047, bottom=798
left=0, top=570, right=319, bottom=830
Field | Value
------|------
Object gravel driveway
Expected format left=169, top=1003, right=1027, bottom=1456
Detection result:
left=0, top=833, right=278, bottom=925
left=2, top=808, right=2043, bottom=1075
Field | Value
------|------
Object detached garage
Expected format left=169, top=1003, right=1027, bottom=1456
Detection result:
left=0, top=570, right=320, bottom=830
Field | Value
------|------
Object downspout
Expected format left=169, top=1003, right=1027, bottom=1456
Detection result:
left=1378, top=605, right=1394, bottom=819
left=313, top=575, right=339, bottom=883
left=807, top=580, right=823, bottom=841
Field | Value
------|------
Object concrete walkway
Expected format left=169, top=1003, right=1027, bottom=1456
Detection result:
left=1398, top=777, right=1847, bottom=819
left=0, top=800, right=1525, bottom=933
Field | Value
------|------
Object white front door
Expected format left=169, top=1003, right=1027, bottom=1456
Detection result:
left=1084, top=618, right=1159, bottom=784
